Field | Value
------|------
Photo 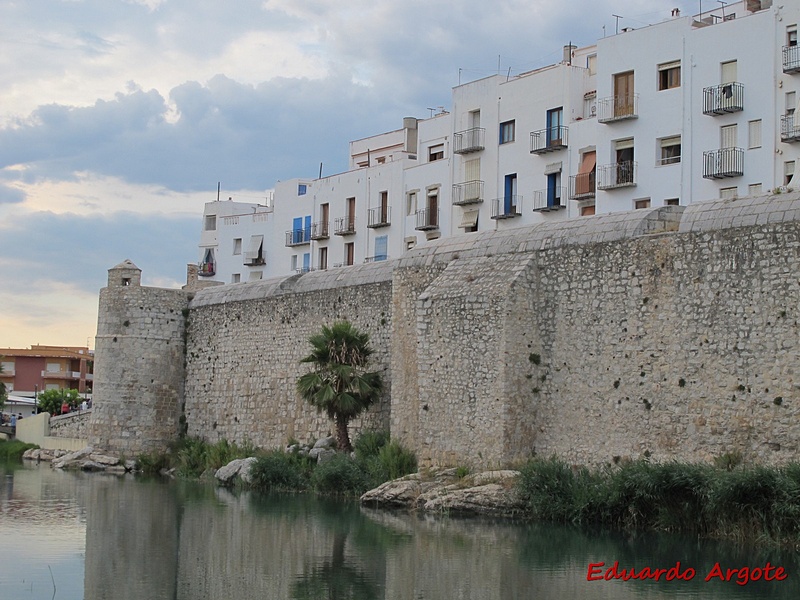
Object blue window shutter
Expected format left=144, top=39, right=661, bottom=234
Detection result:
left=375, top=235, right=388, bottom=260
left=303, top=253, right=310, bottom=270
left=304, top=215, right=311, bottom=241
left=293, top=217, right=302, bottom=244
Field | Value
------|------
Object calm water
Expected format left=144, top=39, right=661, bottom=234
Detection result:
left=1, top=462, right=799, bottom=600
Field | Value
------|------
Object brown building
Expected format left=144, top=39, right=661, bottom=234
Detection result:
left=0, top=345, right=93, bottom=396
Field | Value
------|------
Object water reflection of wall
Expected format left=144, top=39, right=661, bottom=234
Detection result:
left=84, top=476, right=179, bottom=600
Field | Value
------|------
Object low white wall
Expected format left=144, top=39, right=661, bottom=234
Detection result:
left=14, top=412, right=88, bottom=451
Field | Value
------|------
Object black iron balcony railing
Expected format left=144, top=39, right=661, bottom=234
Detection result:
left=597, top=161, right=638, bottom=190
left=367, top=205, right=391, bottom=228
left=452, top=180, right=484, bottom=205
left=781, top=114, right=800, bottom=142
left=569, top=172, right=596, bottom=200
left=530, top=126, right=568, bottom=154
left=532, top=187, right=567, bottom=212
left=490, top=196, right=522, bottom=219
left=285, top=228, right=311, bottom=246
left=198, top=261, right=215, bottom=277
left=702, top=147, right=744, bottom=179
left=334, top=216, right=356, bottom=235
left=415, top=207, right=439, bottom=231
left=597, top=95, right=639, bottom=123
left=702, top=82, right=744, bottom=115
left=309, top=221, right=329, bottom=240
left=783, top=45, right=800, bottom=74
left=453, top=127, right=486, bottom=154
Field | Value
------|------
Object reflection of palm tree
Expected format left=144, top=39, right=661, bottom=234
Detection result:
left=291, top=531, right=380, bottom=600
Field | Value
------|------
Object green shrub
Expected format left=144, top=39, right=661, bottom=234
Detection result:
left=0, top=440, right=38, bottom=461
left=136, top=451, right=171, bottom=474
left=354, top=430, right=389, bottom=460
left=312, top=453, right=370, bottom=495
left=517, top=457, right=580, bottom=523
left=250, top=450, right=311, bottom=492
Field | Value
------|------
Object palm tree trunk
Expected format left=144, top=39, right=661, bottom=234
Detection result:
left=335, top=415, right=352, bottom=452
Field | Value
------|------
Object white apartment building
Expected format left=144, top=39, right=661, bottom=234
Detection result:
left=197, top=0, right=800, bottom=285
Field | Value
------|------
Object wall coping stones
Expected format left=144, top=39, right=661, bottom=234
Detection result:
left=678, top=192, right=800, bottom=233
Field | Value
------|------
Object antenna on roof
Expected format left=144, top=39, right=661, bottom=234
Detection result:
left=612, top=14, right=623, bottom=34
left=217, top=181, right=220, bottom=202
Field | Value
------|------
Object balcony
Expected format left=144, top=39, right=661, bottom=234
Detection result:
left=781, top=114, right=800, bottom=142
left=530, top=127, right=568, bottom=154
left=367, top=206, right=391, bottom=228
left=597, top=95, right=639, bottom=123
left=569, top=172, right=596, bottom=200
left=364, top=255, right=388, bottom=263
left=285, top=228, right=311, bottom=247
left=532, top=187, right=566, bottom=212
left=702, top=82, right=744, bottom=115
left=415, top=207, right=439, bottom=231
left=334, top=216, right=356, bottom=236
left=783, top=45, right=800, bottom=73
left=452, top=180, right=484, bottom=206
left=597, top=161, right=637, bottom=190
left=702, top=147, right=744, bottom=179
left=310, top=221, right=329, bottom=240
left=453, top=127, right=485, bottom=154
left=198, top=261, right=216, bottom=277
left=41, top=370, right=81, bottom=380
left=491, top=196, right=522, bottom=220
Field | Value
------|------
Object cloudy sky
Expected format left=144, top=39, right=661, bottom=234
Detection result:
left=0, top=0, right=701, bottom=349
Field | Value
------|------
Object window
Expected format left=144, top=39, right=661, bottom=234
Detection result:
left=428, top=144, right=444, bottom=161
left=406, top=191, right=417, bottom=216
left=345, top=242, right=354, bottom=266
left=580, top=205, right=596, bottom=217
left=613, top=71, right=635, bottom=117
left=426, top=188, right=439, bottom=228
left=634, top=198, right=651, bottom=209
left=659, top=136, right=681, bottom=165
left=460, top=209, right=479, bottom=233
left=499, top=120, right=515, bottom=144
left=319, top=247, right=328, bottom=271
left=45, top=383, right=60, bottom=391
left=665, top=198, right=680, bottom=206
left=721, top=124, right=737, bottom=148
left=587, top=54, right=597, bottom=75
left=298, top=184, right=307, bottom=196
left=233, top=238, right=242, bottom=255
left=46, top=362, right=60, bottom=373
left=583, top=92, right=597, bottom=119
left=248, top=271, right=263, bottom=282
left=204, top=215, right=216, bottom=231
left=302, top=253, right=310, bottom=272
left=231, top=273, right=241, bottom=283
left=376, top=156, right=386, bottom=164
left=546, top=107, right=564, bottom=145
left=749, top=183, right=763, bottom=196
left=615, top=138, right=634, bottom=185
left=504, top=173, right=518, bottom=213
left=546, top=172, right=562, bottom=207
left=379, top=190, right=389, bottom=223
left=658, top=61, right=681, bottom=90
left=721, top=60, right=737, bottom=84
left=748, top=120, right=762, bottom=149
left=720, top=187, right=738, bottom=200
left=787, top=91, right=796, bottom=115
left=375, top=236, right=388, bottom=261
left=788, top=26, right=797, bottom=47
left=785, top=160, right=795, bottom=186
left=290, top=255, right=297, bottom=271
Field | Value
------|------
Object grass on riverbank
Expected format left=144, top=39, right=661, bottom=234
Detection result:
left=136, top=431, right=418, bottom=497
left=516, top=456, right=800, bottom=545
left=0, top=440, right=38, bottom=461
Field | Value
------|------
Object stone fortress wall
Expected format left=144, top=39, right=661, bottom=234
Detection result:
left=90, top=194, right=800, bottom=467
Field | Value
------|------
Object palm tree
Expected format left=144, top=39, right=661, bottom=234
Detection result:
left=296, top=321, right=383, bottom=452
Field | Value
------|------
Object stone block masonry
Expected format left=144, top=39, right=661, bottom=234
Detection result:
left=90, top=194, right=800, bottom=468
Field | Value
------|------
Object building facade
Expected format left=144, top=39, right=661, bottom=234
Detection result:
left=195, top=0, right=799, bottom=284
left=0, top=345, right=94, bottom=396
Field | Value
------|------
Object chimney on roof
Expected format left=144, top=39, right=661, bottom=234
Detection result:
left=563, top=44, right=577, bottom=65
left=672, top=8, right=680, bottom=17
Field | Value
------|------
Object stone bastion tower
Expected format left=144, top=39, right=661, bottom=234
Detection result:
left=88, top=260, right=190, bottom=455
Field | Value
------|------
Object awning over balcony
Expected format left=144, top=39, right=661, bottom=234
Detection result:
left=244, top=235, right=263, bottom=260
left=459, top=209, right=479, bottom=228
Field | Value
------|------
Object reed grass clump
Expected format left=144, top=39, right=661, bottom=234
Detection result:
left=0, top=440, right=38, bottom=461
left=516, top=456, right=800, bottom=544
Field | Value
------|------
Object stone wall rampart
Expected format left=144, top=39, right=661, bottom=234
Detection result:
left=92, top=194, right=800, bottom=467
